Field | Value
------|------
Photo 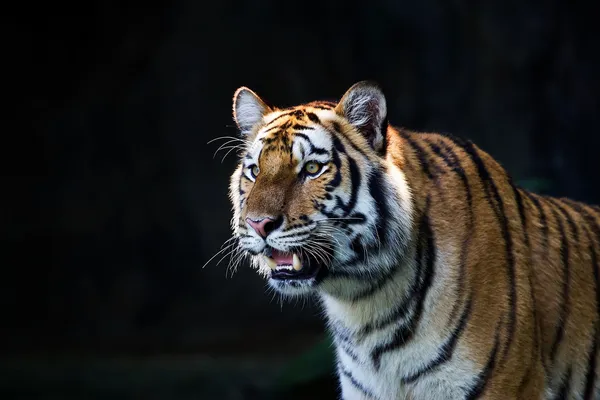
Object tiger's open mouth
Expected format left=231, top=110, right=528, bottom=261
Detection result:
left=263, top=248, right=324, bottom=281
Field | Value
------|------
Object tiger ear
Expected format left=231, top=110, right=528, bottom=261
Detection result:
left=335, top=81, right=388, bottom=153
left=232, top=87, right=272, bottom=135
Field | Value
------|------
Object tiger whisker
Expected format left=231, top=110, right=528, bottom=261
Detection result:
left=228, top=253, right=247, bottom=278
left=221, top=145, right=245, bottom=163
left=207, top=135, right=251, bottom=145
left=216, top=145, right=246, bottom=161
left=314, top=217, right=365, bottom=222
left=202, top=241, right=237, bottom=269
left=304, top=240, right=332, bottom=266
left=213, top=140, right=247, bottom=159
left=214, top=138, right=247, bottom=151
left=304, top=245, right=328, bottom=269
left=220, top=235, right=239, bottom=248
left=227, top=248, right=248, bottom=278
left=216, top=246, right=239, bottom=267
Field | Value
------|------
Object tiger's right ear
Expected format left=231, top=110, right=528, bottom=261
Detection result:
left=232, top=87, right=272, bottom=135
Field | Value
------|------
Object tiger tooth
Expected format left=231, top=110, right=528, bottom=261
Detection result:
left=293, top=253, right=302, bottom=271
left=265, top=257, right=277, bottom=270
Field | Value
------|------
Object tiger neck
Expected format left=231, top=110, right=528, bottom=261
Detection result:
left=319, top=131, right=423, bottom=332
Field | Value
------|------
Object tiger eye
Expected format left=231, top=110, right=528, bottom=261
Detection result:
left=305, top=161, right=321, bottom=175
left=251, top=165, right=260, bottom=178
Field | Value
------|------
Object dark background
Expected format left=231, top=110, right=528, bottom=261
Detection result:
left=4, top=1, right=600, bottom=399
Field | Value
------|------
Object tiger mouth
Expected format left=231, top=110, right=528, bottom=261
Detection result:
left=263, top=248, right=324, bottom=281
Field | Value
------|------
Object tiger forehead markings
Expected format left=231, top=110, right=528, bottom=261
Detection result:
left=222, top=81, right=600, bottom=399
left=242, top=108, right=338, bottom=229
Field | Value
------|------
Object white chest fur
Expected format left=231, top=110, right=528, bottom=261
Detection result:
left=329, top=317, right=477, bottom=400
left=321, top=256, right=478, bottom=400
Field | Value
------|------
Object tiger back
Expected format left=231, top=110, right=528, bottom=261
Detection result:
left=224, top=81, right=600, bottom=399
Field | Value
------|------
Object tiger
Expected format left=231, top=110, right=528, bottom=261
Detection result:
left=224, top=81, right=600, bottom=399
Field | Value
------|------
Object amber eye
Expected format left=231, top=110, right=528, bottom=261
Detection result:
left=304, top=161, right=322, bottom=176
left=250, top=165, right=260, bottom=178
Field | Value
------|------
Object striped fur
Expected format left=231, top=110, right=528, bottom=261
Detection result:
left=226, top=82, right=600, bottom=399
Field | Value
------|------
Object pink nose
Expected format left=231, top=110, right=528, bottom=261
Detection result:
left=246, top=216, right=281, bottom=238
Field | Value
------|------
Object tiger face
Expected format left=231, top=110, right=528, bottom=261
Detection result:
left=228, top=82, right=412, bottom=298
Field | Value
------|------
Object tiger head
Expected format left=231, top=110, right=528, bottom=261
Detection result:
left=228, top=82, right=413, bottom=299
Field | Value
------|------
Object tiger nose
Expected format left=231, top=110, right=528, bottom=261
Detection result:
left=246, top=216, right=283, bottom=238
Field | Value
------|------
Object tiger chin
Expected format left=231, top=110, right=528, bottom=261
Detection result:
left=225, top=81, right=600, bottom=399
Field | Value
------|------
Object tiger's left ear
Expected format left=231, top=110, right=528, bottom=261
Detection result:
left=232, top=86, right=272, bottom=135
left=335, top=81, right=388, bottom=154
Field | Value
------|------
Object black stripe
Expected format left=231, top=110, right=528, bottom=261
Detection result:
left=554, top=366, right=572, bottom=400
left=339, top=367, right=376, bottom=399
left=294, top=133, right=329, bottom=155
left=321, top=136, right=361, bottom=225
left=292, top=123, right=314, bottom=131
left=289, top=109, right=305, bottom=119
left=447, top=136, right=516, bottom=364
left=465, top=321, right=501, bottom=400
left=356, top=196, right=432, bottom=336
left=583, top=222, right=599, bottom=400
left=325, top=138, right=343, bottom=190
left=263, top=118, right=292, bottom=134
left=564, top=200, right=600, bottom=400
left=523, top=192, right=550, bottom=255
left=399, top=131, right=434, bottom=179
left=368, top=167, right=390, bottom=247
left=378, top=121, right=388, bottom=157
left=357, top=240, right=425, bottom=336
left=311, top=146, right=328, bottom=155
left=550, top=200, right=578, bottom=365
left=293, top=133, right=311, bottom=143
left=339, top=343, right=360, bottom=364
left=264, top=114, right=293, bottom=129
left=345, top=262, right=400, bottom=301
left=310, top=103, right=335, bottom=110
left=346, top=156, right=361, bottom=215
left=331, top=321, right=353, bottom=343
left=584, top=325, right=598, bottom=400
left=329, top=152, right=362, bottom=216
left=547, top=204, right=571, bottom=362
left=512, top=184, right=529, bottom=247
left=370, top=201, right=435, bottom=370
left=306, top=112, right=320, bottom=124
left=324, top=257, right=401, bottom=302
left=262, top=124, right=284, bottom=134
left=331, top=324, right=361, bottom=363
left=425, top=137, right=472, bottom=322
left=517, top=365, right=533, bottom=397
left=329, top=121, right=371, bottom=159
left=316, top=212, right=367, bottom=228
left=561, top=200, right=600, bottom=319
left=326, top=255, right=396, bottom=283
left=517, top=188, right=543, bottom=376
left=551, top=199, right=580, bottom=241
left=427, top=138, right=473, bottom=210
left=402, top=291, right=473, bottom=383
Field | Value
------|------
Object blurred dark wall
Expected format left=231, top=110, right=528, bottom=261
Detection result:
left=6, top=0, right=600, bottom=355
